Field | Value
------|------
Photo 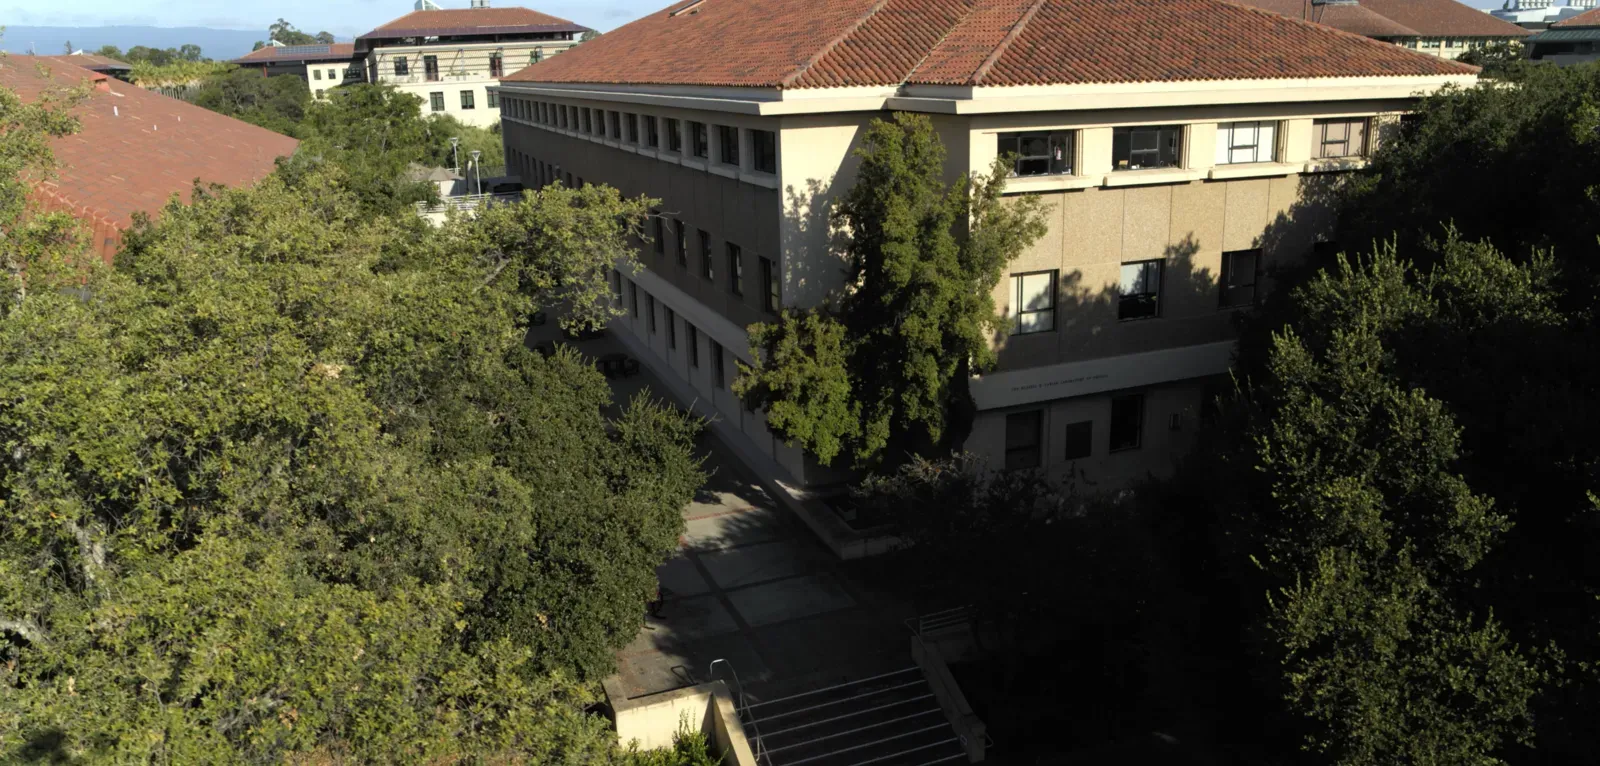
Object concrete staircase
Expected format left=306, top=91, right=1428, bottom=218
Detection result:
left=742, top=667, right=969, bottom=766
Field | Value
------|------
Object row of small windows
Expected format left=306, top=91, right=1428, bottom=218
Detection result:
left=428, top=89, right=496, bottom=112
left=311, top=67, right=358, bottom=81
left=648, top=215, right=782, bottom=313
left=389, top=49, right=546, bottom=81
left=999, top=118, right=1372, bottom=178
left=1004, top=392, right=1147, bottom=470
left=1008, top=249, right=1260, bottom=334
left=500, top=97, right=779, bottom=175
left=611, top=272, right=736, bottom=391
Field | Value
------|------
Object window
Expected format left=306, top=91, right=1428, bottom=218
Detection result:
left=424, top=55, right=439, bottom=82
left=1112, top=125, right=1182, bottom=170
left=1004, top=410, right=1044, bottom=470
left=699, top=229, right=714, bottom=280
left=429, top=92, right=445, bottom=112
left=625, top=113, right=638, bottom=143
left=460, top=90, right=476, bottom=110
left=690, top=121, right=709, bottom=158
left=675, top=220, right=688, bottom=266
left=1109, top=393, right=1145, bottom=452
left=531, top=48, right=544, bottom=64
left=727, top=243, right=743, bottom=294
left=609, top=110, right=621, bottom=139
left=647, top=296, right=657, bottom=333
left=559, top=105, right=569, bottom=129
left=717, top=125, right=740, bottom=166
left=314, top=68, right=322, bottom=81
left=489, top=52, right=504, bottom=78
left=1010, top=271, right=1056, bottom=334
left=653, top=215, right=665, bottom=256
left=752, top=129, right=777, bottom=173
left=611, top=268, right=623, bottom=300
left=645, top=116, right=660, bottom=148
left=760, top=256, right=779, bottom=313
left=1064, top=421, right=1093, bottom=461
left=629, top=280, right=638, bottom=316
left=1314, top=118, right=1369, bottom=159
left=666, top=118, right=682, bottom=152
left=1220, top=249, right=1260, bottom=308
left=998, top=130, right=1074, bottom=176
left=666, top=307, right=677, bottom=349
left=688, top=324, right=700, bottom=368
left=1118, top=260, right=1163, bottom=320
left=487, top=90, right=498, bottom=109
left=394, top=56, right=409, bottom=76
left=711, top=340, right=725, bottom=389
left=329, top=69, right=338, bottom=80
left=582, top=108, right=592, bottom=134
left=1215, top=121, right=1277, bottom=165
left=1422, top=38, right=1442, bottom=48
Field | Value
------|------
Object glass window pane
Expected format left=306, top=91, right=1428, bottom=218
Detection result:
left=1020, top=272, right=1054, bottom=311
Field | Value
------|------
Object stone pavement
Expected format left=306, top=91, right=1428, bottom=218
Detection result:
left=524, top=317, right=919, bottom=704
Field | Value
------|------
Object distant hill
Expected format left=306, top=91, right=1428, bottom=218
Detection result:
left=0, top=26, right=349, bottom=62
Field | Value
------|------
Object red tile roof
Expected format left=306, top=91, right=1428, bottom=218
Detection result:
left=504, top=0, right=1476, bottom=89
left=4, top=57, right=298, bottom=262
left=65, top=53, right=132, bottom=71
left=1237, top=0, right=1529, bottom=37
left=232, top=43, right=356, bottom=64
left=358, top=6, right=588, bottom=38
left=1555, top=5, right=1600, bottom=26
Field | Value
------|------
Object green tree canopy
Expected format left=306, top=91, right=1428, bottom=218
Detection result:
left=736, top=112, right=1047, bottom=467
left=192, top=66, right=311, bottom=136
left=1, top=75, right=704, bottom=759
left=268, top=18, right=335, bottom=47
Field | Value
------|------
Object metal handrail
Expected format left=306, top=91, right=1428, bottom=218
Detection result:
left=781, top=723, right=953, bottom=766
left=904, top=605, right=974, bottom=637
left=413, top=192, right=521, bottom=214
left=710, top=659, right=771, bottom=765
left=744, top=667, right=920, bottom=710
left=747, top=680, right=929, bottom=725
left=761, top=707, right=942, bottom=754
left=751, top=693, right=937, bottom=736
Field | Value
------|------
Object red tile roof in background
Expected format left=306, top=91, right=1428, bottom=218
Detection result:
left=1554, top=5, right=1600, bottom=26
left=504, top=0, right=1476, bottom=89
left=232, top=43, right=356, bottom=64
left=359, top=6, right=588, bottom=37
left=1237, top=0, right=1529, bottom=37
left=4, top=56, right=298, bottom=262
left=65, top=53, right=132, bottom=70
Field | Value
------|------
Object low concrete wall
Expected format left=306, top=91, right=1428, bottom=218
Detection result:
left=912, top=635, right=988, bottom=763
left=604, top=677, right=759, bottom=765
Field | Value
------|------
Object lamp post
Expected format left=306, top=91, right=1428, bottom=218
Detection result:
left=470, top=150, right=483, bottom=196
left=449, top=136, right=460, bottom=174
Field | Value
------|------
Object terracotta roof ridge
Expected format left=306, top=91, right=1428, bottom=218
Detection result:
left=901, top=0, right=982, bottom=87
left=781, top=0, right=894, bottom=88
left=1225, top=0, right=1475, bottom=73
left=971, top=0, right=1049, bottom=86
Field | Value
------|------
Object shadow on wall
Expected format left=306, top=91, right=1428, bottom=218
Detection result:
left=779, top=177, right=852, bottom=312
left=985, top=174, right=1347, bottom=367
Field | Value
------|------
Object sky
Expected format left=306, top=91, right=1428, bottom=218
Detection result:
left=8, top=0, right=1526, bottom=38
left=6, top=0, right=657, bottom=37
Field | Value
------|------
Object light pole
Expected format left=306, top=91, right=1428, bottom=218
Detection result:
left=470, top=150, right=483, bottom=196
left=449, top=137, right=460, bottom=174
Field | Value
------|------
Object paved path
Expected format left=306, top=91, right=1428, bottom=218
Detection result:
left=526, top=318, right=918, bottom=703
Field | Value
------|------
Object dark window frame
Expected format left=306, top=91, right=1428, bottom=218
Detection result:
left=1315, top=117, right=1369, bottom=160
left=460, top=90, right=475, bottom=110
left=666, top=118, right=682, bottom=152
left=489, top=52, right=504, bottom=78
left=1109, top=393, right=1145, bottom=452
left=727, top=242, right=743, bottom=295
left=645, top=116, right=660, bottom=148
left=429, top=91, right=445, bottom=112
left=1112, top=125, right=1183, bottom=171
left=608, top=110, right=621, bottom=139
left=647, top=295, right=658, bottom=333
left=760, top=256, right=779, bottom=314
left=711, top=339, right=725, bottom=389
left=394, top=56, right=409, bottom=76
left=653, top=214, right=665, bottom=256
left=1010, top=270, right=1056, bottom=335
left=1064, top=420, right=1093, bottom=461
left=424, top=55, right=440, bottom=82
left=625, top=113, right=638, bottom=143
left=1004, top=410, right=1044, bottom=470
left=675, top=220, right=689, bottom=267
left=752, top=129, right=777, bottom=174
left=688, top=324, right=700, bottom=368
left=690, top=121, right=709, bottom=158
left=699, top=229, right=715, bottom=281
left=1220, top=249, right=1261, bottom=308
left=717, top=124, right=740, bottom=166
left=1118, top=259, right=1163, bottom=320
left=999, top=130, right=1074, bottom=177
left=666, top=307, right=677, bottom=349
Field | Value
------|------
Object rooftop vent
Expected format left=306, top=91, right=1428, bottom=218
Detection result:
left=671, top=0, right=706, bottom=16
left=416, top=0, right=442, bottom=9
left=471, top=0, right=490, bottom=7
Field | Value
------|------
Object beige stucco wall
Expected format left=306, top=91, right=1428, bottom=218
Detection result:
left=369, top=40, right=578, bottom=127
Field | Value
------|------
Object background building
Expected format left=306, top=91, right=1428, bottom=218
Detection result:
left=1525, top=4, right=1600, bottom=61
left=494, top=0, right=1474, bottom=489
left=353, top=0, right=589, bottom=127
left=63, top=51, right=132, bottom=81
left=1237, top=0, right=1530, bottom=58
left=231, top=43, right=360, bottom=100
left=1493, top=0, right=1598, bottom=29
left=3, top=56, right=298, bottom=264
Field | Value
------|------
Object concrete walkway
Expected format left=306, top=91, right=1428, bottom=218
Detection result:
left=526, top=318, right=919, bottom=703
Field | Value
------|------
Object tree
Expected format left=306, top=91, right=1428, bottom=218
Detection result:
left=315, top=31, right=337, bottom=45
left=193, top=66, right=311, bottom=136
left=93, top=44, right=123, bottom=59
left=580, top=30, right=600, bottom=42
left=736, top=112, right=1047, bottom=467
left=1214, top=234, right=1560, bottom=763
left=61, top=40, right=71, bottom=55
left=2, top=74, right=704, bottom=758
left=178, top=43, right=203, bottom=62
left=269, top=18, right=333, bottom=47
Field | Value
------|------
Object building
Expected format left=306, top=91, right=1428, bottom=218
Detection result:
left=230, top=43, right=360, bottom=100
left=63, top=52, right=132, bottom=81
left=494, top=0, right=1476, bottom=488
left=353, top=0, right=589, bottom=127
left=1236, top=0, right=1530, bottom=58
left=3, top=56, right=298, bottom=264
left=1492, top=0, right=1597, bottom=29
left=1526, top=5, right=1600, bottom=61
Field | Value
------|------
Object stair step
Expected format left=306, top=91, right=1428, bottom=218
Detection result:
left=739, top=668, right=967, bottom=766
